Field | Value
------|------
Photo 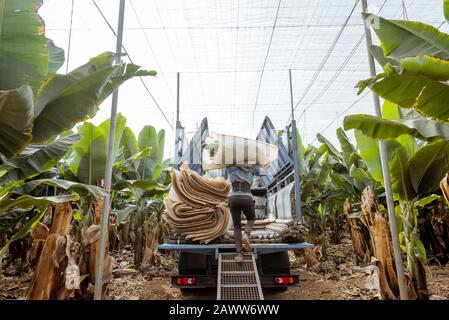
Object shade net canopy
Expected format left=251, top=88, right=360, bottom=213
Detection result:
left=40, top=0, right=449, bottom=159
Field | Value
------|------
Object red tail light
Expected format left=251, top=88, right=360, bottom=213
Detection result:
left=176, top=277, right=196, bottom=285
left=274, top=276, right=295, bottom=284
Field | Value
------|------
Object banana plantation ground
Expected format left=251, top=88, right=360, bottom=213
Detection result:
left=2, top=235, right=449, bottom=300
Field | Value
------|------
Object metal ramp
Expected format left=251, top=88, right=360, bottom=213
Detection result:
left=217, top=253, right=264, bottom=300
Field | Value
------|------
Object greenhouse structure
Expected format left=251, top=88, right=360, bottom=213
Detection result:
left=2, top=0, right=449, bottom=306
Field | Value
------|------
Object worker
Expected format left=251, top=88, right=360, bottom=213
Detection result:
left=225, top=164, right=265, bottom=262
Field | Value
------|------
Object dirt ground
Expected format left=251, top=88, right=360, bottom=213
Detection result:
left=2, top=239, right=449, bottom=300
left=107, top=238, right=449, bottom=300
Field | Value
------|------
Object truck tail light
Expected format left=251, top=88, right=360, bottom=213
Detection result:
left=176, top=277, right=196, bottom=285
left=274, top=276, right=295, bottom=284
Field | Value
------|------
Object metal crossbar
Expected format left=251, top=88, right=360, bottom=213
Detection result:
left=217, top=253, right=264, bottom=300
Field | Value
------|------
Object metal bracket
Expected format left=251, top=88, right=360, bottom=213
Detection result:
left=253, top=248, right=258, bottom=259
left=214, top=248, right=220, bottom=260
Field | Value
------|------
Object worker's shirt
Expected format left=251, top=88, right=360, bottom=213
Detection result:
left=226, top=165, right=260, bottom=185
left=225, top=165, right=267, bottom=197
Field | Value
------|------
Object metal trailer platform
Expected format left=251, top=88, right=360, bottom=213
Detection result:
left=158, top=242, right=314, bottom=258
left=217, top=253, right=264, bottom=300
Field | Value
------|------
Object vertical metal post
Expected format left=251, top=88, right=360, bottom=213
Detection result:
left=361, top=0, right=408, bottom=300
left=94, top=0, right=126, bottom=301
left=286, top=125, right=292, bottom=156
left=174, top=72, right=181, bottom=168
left=289, top=69, right=303, bottom=221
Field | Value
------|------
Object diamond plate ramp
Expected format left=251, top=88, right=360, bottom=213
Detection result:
left=217, top=253, right=264, bottom=300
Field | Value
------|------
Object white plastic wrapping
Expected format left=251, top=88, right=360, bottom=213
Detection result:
left=202, top=132, right=278, bottom=171
left=267, top=193, right=277, bottom=220
left=275, top=183, right=295, bottom=220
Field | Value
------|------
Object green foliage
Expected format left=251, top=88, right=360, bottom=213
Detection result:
left=0, top=207, right=47, bottom=257
left=359, top=13, right=449, bottom=123
left=0, top=0, right=63, bottom=92
left=0, top=8, right=155, bottom=159
left=0, top=86, right=34, bottom=158
left=363, top=13, right=449, bottom=59
left=0, top=194, right=78, bottom=214
left=0, top=134, right=79, bottom=184
left=67, top=122, right=108, bottom=185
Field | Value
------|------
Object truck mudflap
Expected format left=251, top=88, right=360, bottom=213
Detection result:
left=172, top=274, right=300, bottom=289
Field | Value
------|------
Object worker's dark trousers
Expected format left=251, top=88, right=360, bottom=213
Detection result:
left=229, top=194, right=255, bottom=253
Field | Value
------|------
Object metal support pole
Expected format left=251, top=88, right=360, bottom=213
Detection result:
left=289, top=69, right=303, bottom=221
left=286, top=125, right=292, bottom=157
left=361, top=0, right=408, bottom=300
left=94, top=0, right=126, bottom=300
left=174, top=72, right=181, bottom=168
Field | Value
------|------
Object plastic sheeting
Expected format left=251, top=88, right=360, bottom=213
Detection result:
left=256, top=117, right=292, bottom=187
left=202, top=132, right=278, bottom=170
left=267, top=193, right=277, bottom=220
left=179, top=117, right=209, bottom=174
left=254, top=196, right=267, bottom=219
left=274, top=182, right=295, bottom=220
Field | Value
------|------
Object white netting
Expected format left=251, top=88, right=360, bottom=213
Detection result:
left=40, top=0, right=448, bottom=155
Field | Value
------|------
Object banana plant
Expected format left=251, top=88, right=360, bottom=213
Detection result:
left=344, top=112, right=449, bottom=299
left=0, top=178, right=107, bottom=257
left=0, top=0, right=156, bottom=159
left=290, top=130, right=369, bottom=247
left=0, top=134, right=80, bottom=185
left=65, top=116, right=168, bottom=265
left=358, top=11, right=449, bottom=123
left=112, top=124, right=168, bottom=266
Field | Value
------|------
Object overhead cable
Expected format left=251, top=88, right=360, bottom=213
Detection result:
left=91, top=0, right=174, bottom=130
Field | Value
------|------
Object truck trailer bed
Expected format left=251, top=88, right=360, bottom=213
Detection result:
left=159, top=242, right=314, bottom=255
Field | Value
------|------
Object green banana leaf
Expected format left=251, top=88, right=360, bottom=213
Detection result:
left=137, top=126, right=165, bottom=180
left=344, top=114, right=449, bottom=141
left=32, top=52, right=155, bottom=142
left=99, top=112, right=127, bottom=162
left=98, top=64, right=156, bottom=102
left=0, top=194, right=78, bottom=214
left=354, top=130, right=383, bottom=182
left=120, top=126, right=139, bottom=160
left=0, top=208, right=28, bottom=233
left=386, top=140, right=415, bottom=201
left=329, top=171, right=357, bottom=198
left=114, top=147, right=152, bottom=173
left=336, top=127, right=366, bottom=169
left=0, top=134, right=79, bottom=184
left=0, top=0, right=63, bottom=91
left=316, top=133, right=342, bottom=160
left=12, top=178, right=108, bottom=198
left=345, top=114, right=423, bottom=140
left=363, top=13, right=449, bottom=59
left=369, top=72, right=449, bottom=123
left=369, top=45, right=402, bottom=70
left=67, top=114, right=130, bottom=185
left=381, top=101, right=419, bottom=157
left=113, top=179, right=167, bottom=192
left=67, top=122, right=107, bottom=185
left=0, top=207, right=47, bottom=257
left=0, top=86, right=34, bottom=159
left=408, top=140, right=449, bottom=195
left=415, top=194, right=440, bottom=208
left=113, top=206, right=136, bottom=224
left=350, top=164, right=377, bottom=192
left=47, top=40, right=65, bottom=74
left=401, top=55, right=449, bottom=81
